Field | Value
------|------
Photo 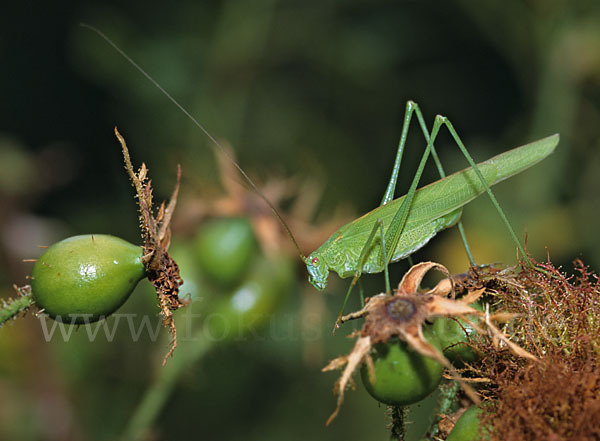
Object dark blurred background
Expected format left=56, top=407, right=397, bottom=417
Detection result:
left=2, top=1, right=600, bottom=440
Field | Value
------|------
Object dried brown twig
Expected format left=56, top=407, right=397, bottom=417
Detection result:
left=115, top=127, right=185, bottom=365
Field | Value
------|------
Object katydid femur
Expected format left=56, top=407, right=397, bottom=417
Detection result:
left=82, top=25, right=559, bottom=297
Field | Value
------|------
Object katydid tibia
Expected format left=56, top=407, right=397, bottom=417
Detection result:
left=82, top=25, right=559, bottom=298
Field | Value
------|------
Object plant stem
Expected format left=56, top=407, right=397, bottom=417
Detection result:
left=0, top=288, right=34, bottom=327
left=388, top=406, right=407, bottom=441
left=427, top=380, right=461, bottom=439
left=121, top=332, right=214, bottom=441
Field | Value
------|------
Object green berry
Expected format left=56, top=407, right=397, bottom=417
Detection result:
left=194, top=217, right=258, bottom=287
left=446, top=406, right=487, bottom=441
left=360, top=327, right=444, bottom=406
left=31, top=235, right=146, bottom=323
left=433, top=302, right=483, bottom=365
left=204, top=254, right=294, bottom=340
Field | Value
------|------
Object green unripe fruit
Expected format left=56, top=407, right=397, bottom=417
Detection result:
left=205, top=254, right=294, bottom=341
left=194, top=217, right=258, bottom=287
left=360, top=327, right=444, bottom=406
left=446, top=406, right=487, bottom=441
left=31, top=235, right=146, bottom=323
left=433, top=303, right=483, bottom=365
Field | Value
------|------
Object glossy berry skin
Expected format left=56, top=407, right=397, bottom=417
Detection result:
left=360, top=327, right=444, bottom=406
left=446, top=406, right=486, bottom=441
left=31, top=235, right=146, bottom=323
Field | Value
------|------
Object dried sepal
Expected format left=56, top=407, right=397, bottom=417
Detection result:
left=321, top=335, right=372, bottom=426
left=484, top=312, right=538, bottom=362
left=115, top=127, right=185, bottom=365
left=395, top=261, right=451, bottom=295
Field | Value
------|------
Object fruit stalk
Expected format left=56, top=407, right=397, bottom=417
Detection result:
left=388, top=405, right=407, bottom=441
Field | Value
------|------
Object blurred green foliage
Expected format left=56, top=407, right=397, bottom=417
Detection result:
left=2, top=1, right=600, bottom=440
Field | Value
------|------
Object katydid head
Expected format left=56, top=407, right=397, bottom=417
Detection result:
left=305, top=254, right=329, bottom=291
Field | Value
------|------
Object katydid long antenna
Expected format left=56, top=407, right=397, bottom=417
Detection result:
left=80, top=23, right=307, bottom=261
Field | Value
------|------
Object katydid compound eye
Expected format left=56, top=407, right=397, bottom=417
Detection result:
left=312, top=257, right=319, bottom=266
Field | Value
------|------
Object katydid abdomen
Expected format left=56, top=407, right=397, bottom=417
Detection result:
left=306, top=133, right=558, bottom=289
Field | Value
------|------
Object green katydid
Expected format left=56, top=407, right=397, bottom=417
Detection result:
left=82, top=25, right=559, bottom=298
left=305, top=104, right=559, bottom=293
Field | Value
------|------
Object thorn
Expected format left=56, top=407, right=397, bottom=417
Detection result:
left=139, top=163, right=147, bottom=181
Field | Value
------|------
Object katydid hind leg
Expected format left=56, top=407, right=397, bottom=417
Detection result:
left=381, top=112, right=527, bottom=270
left=439, top=117, right=531, bottom=266
left=358, top=278, right=365, bottom=307
left=387, top=114, right=528, bottom=266
left=413, top=106, right=476, bottom=266
left=380, top=101, right=447, bottom=206
left=380, top=101, right=476, bottom=266
left=456, top=222, right=476, bottom=265
left=380, top=101, right=418, bottom=205
left=378, top=218, right=391, bottom=295
left=380, top=116, right=446, bottom=269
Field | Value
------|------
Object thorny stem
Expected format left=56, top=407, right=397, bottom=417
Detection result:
left=0, top=286, right=34, bottom=327
left=388, top=405, right=407, bottom=441
left=116, top=129, right=160, bottom=266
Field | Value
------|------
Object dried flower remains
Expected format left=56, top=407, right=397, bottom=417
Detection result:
left=322, top=261, right=537, bottom=425
left=115, top=128, right=184, bottom=365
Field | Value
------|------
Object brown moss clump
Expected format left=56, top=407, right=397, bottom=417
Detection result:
left=462, top=259, right=600, bottom=441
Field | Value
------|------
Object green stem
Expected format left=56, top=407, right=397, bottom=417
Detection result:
left=427, top=380, right=461, bottom=439
left=121, top=332, right=214, bottom=441
left=0, top=288, right=34, bottom=327
left=388, top=406, right=407, bottom=441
